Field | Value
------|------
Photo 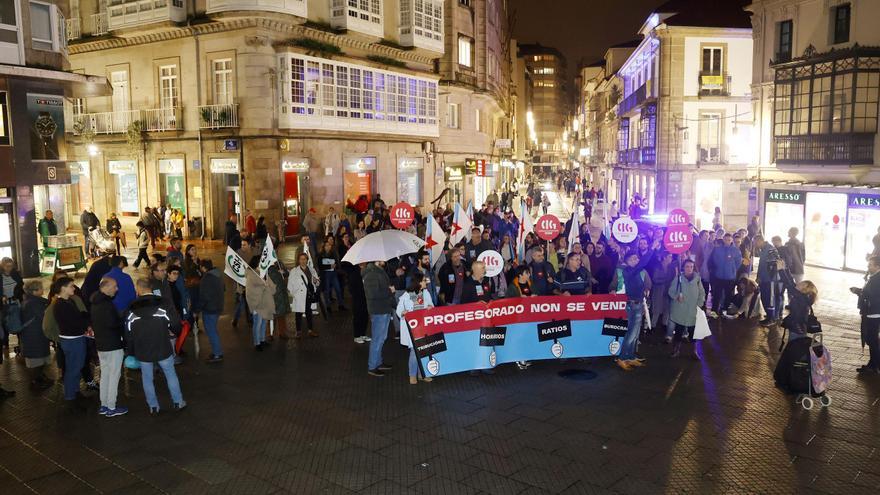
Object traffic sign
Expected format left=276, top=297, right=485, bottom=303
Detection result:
left=611, top=217, right=638, bottom=244
left=535, top=215, right=562, bottom=241
left=664, top=227, right=692, bottom=254
left=390, top=202, right=415, bottom=229
left=477, top=250, right=504, bottom=277
left=666, top=208, right=690, bottom=229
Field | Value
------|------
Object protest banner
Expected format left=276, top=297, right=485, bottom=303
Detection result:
left=404, top=294, right=628, bottom=377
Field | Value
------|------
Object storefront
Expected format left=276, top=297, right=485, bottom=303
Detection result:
left=108, top=160, right=140, bottom=217
left=282, top=156, right=310, bottom=236
left=210, top=157, right=241, bottom=238
left=343, top=156, right=377, bottom=206
left=467, top=158, right=495, bottom=207
left=693, top=178, right=721, bottom=230
left=443, top=163, right=464, bottom=205
left=397, top=156, right=424, bottom=206
left=158, top=158, right=186, bottom=214
left=764, top=188, right=880, bottom=272
left=0, top=191, right=13, bottom=260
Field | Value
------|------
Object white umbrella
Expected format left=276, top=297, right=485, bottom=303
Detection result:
left=342, top=230, right=425, bottom=264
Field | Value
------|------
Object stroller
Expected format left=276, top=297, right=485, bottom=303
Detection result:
left=88, top=227, right=118, bottom=257
left=775, top=331, right=833, bottom=410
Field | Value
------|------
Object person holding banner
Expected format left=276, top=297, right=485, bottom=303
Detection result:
left=527, top=248, right=556, bottom=296
left=196, top=260, right=225, bottom=363
left=288, top=253, right=320, bottom=338
left=396, top=273, right=434, bottom=385
left=668, top=259, right=706, bottom=359
left=556, top=253, right=591, bottom=296
left=460, top=261, right=495, bottom=304
left=438, top=248, right=467, bottom=305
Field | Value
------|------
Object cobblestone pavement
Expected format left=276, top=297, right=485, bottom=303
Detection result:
left=1, top=229, right=879, bottom=493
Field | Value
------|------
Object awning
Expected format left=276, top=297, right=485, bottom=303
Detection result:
left=729, top=176, right=880, bottom=190
left=0, top=64, right=110, bottom=97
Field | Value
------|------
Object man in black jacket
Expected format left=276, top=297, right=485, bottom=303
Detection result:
left=438, top=247, right=467, bottom=305
left=126, top=278, right=186, bottom=414
left=852, top=256, right=880, bottom=374
left=463, top=227, right=493, bottom=266
left=460, top=261, right=495, bottom=304
left=91, top=277, right=128, bottom=417
left=197, top=259, right=225, bottom=362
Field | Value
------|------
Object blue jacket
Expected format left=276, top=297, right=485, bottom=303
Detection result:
left=623, top=249, right=655, bottom=301
left=709, top=244, right=742, bottom=280
left=106, top=267, right=137, bottom=313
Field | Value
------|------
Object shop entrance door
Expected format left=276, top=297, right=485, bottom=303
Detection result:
left=0, top=198, right=15, bottom=261
left=284, top=171, right=310, bottom=236
left=225, top=187, right=241, bottom=225
left=210, top=167, right=241, bottom=239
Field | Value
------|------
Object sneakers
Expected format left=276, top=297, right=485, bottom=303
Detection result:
left=629, top=359, right=647, bottom=367
left=616, top=359, right=633, bottom=371
left=377, top=363, right=393, bottom=371
left=98, top=406, right=110, bottom=416
left=516, top=361, right=531, bottom=370
left=409, top=376, right=418, bottom=385
left=255, top=344, right=263, bottom=352
left=368, top=369, right=385, bottom=377
left=149, top=407, right=160, bottom=416
left=363, top=336, right=372, bottom=342
left=354, top=336, right=367, bottom=344
left=105, top=407, right=129, bottom=417
left=173, top=402, right=187, bottom=411
left=207, top=354, right=224, bottom=363
left=419, top=377, right=433, bottom=383
left=308, top=330, right=319, bottom=338
left=722, top=311, right=737, bottom=320
left=86, top=379, right=100, bottom=390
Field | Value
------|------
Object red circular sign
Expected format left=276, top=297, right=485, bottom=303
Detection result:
left=390, top=202, right=415, bottom=229
left=833, top=215, right=840, bottom=225
left=535, top=215, right=562, bottom=241
left=664, top=226, right=693, bottom=254
left=666, top=208, right=690, bottom=229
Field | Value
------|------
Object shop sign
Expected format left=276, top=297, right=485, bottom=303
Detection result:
left=47, top=166, right=56, bottom=181
left=765, top=189, right=805, bottom=204
left=223, top=139, right=239, bottom=151
left=444, top=164, right=464, bottom=182
left=27, top=93, right=64, bottom=161
left=390, top=201, right=415, bottom=229
left=848, top=193, right=880, bottom=210
left=398, top=157, right=424, bottom=170
left=465, top=158, right=479, bottom=175
left=210, top=158, right=240, bottom=174
left=108, top=161, right=136, bottom=174
left=344, top=156, right=377, bottom=172
left=535, top=214, right=562, bottom=241
left=158, top=159, right=184, bottom=174
left=282, top=157, right=310, bottom=172
left=494, top=139, right=512, bottom=149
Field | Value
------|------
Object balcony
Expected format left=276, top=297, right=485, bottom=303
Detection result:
left=91, top=13, right=109, bottom=35
left=774, top=133, right=875, bottom=165
left=107, top=0, right=186, bottom=31
left=330, top=0, right=383, bottom=39
left=618, top=147, right=655, bottom=165
left=454, top=70, right=476, bottom=87
left=398, top=0, right=444, bottom=54
left=66, top=18, right=80, bottom=40
left=142, top=107, right=181, bottom=132
left=618, top=83, right=647, bottom=115
left=199, top=103, right=239, bottom=129
left=73, top=110, right=141, bottom=135
left=698, top=72, right=731, bottom=96
left=206, top=0, right=306, bottom=17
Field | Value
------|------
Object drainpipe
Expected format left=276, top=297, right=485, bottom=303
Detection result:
left=189, top=5, right=206, bottom=239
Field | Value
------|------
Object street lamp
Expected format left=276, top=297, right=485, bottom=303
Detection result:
left=87, top=144, right=99, bottom=157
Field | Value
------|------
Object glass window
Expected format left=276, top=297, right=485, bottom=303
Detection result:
left=777, top=20, right=792, bottom=61
left=702, top=47, right=722, bottom=74
left=833, top=3, right=850, bottom=44
left=810, top=75, right=831, bottom=134
left=698, top=112, right=721, bottom=163
left=832, top=72, right=852, bottom=133
left=458, top=36, right=472, bottom=67
left=853, top=71, right=879, bottom=133
left=159, top=65, right=179, bottom=108
left=212, top=59, right=233, bottom=105
left=475, top=109, right=482, bottom=132
left=446, top=102, right=459, bottom=128
left=0, top=1, right=16, bottom=26
left=30, top=1, right=53, bottom=51
left=0, top=92, right=9, bottom=146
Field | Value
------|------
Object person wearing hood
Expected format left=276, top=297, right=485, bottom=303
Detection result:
left=90, top=277, right=128, bottom=417
left=245, top=256, right=276, bottom=351
left=126, top=278, right=186, bottom=415
left=196, top=259, right=225, bottom=363
left=668, top=259, right=706, bottom=359
left=19, top=280, right=51, bottom=391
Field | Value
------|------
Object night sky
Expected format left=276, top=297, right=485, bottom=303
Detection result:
left=509, top=0, right=665, bottom=72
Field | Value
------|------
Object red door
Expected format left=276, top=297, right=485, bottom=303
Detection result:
left=284, top=171, right=300, bottom=235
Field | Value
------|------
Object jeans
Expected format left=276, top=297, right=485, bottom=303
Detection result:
left=97, top=349, right=123, bottom=409
left=139, top=355, right=184, bottom=410
left=58, top=337, right=86, bottom=400
left=408, top=348, right=419, bottom=378
left=233, top=292, right=250, bottom=323
left=202, top=312, right=223, bottom=356
left=368, top=313, right=392, bottom=371
left=620, top=301, right=643, bottom=361
left=322, top=271, right=344, bottom=306
left=759, top=281, right=784, bottom=320
left=252, top=313, right=267, bottom=346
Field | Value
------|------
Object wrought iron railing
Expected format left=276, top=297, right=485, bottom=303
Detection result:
left=774, top=133, right=874, bottom=165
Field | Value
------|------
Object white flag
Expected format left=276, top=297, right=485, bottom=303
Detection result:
left=449, top=202, right=472, bottom=246
left=302, top=240, right=315, bottom=270
left=224, top=246, right=249, bottom=286
left=258, top=235, right=278, bottom=279
left=426, top=213, right=447, bottom=267
left=567, top=211, right=579, bottom=255
left=517, top=198, right=534, bottom=263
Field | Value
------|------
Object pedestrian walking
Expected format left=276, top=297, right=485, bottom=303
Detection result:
left=126, top=278, right=186, bottom=415
left=667, top=259, right=706, bottom=359
left=133, top=222, right=150, bottom=268
left=363, top=260, right=395, bottom=377
left=196, top=259, right=225, bottom=362
left=90, top=277, right=128, bottom=417
left=396, top=273, right=435, bottom=385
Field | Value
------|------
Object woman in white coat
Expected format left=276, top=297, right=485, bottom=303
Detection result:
left=287, top=252, right=320, bottom=338
left=396, top=272, right=434, bottom=385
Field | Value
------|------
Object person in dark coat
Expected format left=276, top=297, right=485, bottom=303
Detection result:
left=0, top=257, right=24, bottom=353
left=345, top=262, right=370, bottom=344
left=773, top=262, right=819, bottom=391
left=90, top=277, right=128, bottom=416
left=196, top=259, right=225, bottom=362
left=80, top=207, right=99, bottom=257
left=81, top=254, right=113, bottom=306
left=268, top=264, right=290, bottom=340
left=785, top=227, right=806, bottom=283
left=37, top=210, right=58, bottom=248
left=224, top=214, right=240, bottom=249
left=20, top=280, right=52, bottom=390
left=852, top=256, right=880, bottom=374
